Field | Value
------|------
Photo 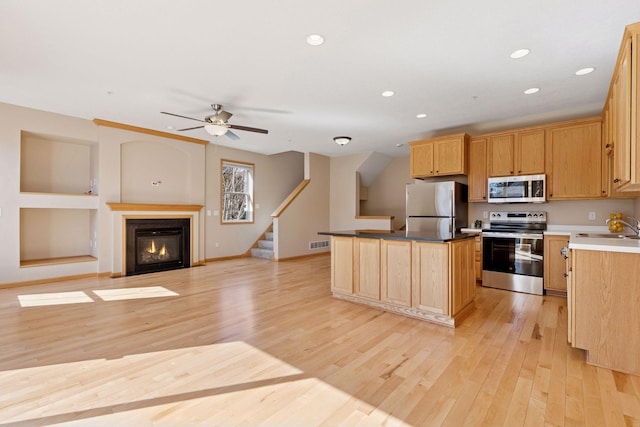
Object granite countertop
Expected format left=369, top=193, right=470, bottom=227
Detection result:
left=318, top=230, right=475, bottom=243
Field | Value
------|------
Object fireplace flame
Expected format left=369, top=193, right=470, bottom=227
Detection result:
left=145, top=239, right=169, bottom=258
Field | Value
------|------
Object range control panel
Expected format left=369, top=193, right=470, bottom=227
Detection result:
left=489, top=211, right=547, bottom=223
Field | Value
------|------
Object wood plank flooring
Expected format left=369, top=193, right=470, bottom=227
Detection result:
left=0, top=255, right=638, bottom=426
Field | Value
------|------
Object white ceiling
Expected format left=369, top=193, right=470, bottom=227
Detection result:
left=2, top=1, right=640, bottom=158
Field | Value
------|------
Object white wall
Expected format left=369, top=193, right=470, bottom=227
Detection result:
left=360, top=156, right=411, bottom=229
left=274, top=153, right=330, bottom=260
left=204, top=146, right=304, bottom=259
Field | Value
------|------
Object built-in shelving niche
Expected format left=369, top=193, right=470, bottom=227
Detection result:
left=20, top=130, right=98, bottom=196
left=19, top=131, right=99, bottom=268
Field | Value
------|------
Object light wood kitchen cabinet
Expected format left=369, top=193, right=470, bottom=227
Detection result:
left=571, top=249, right=640, bottom=375
left=411, top=241, right=449, bottom=315
left=331, top=236, right=354, bottom=295
left=474, top=234, right=482, bottom=282
left=380, top=239, right=412, bottom=307
left=603, top=23, right=640, bottom=192
left=543, top=234, right=569, bottom=295
left=487, top=129, right=545, bottom=177
left=545, top=118, right=603, bottom=199
left=409, top=133, right=469, bottom=178
left=450, top=237, right=476, bottom=315
left=354, top=237, right=380, bottom=300
left=468, top=137, right=487, bottom=202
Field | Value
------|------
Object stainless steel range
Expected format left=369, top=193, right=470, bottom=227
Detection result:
left=482, top=211, right=546, bottom=295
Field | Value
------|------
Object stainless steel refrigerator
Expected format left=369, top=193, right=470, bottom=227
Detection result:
left=406, top=181, right=468, bottom=235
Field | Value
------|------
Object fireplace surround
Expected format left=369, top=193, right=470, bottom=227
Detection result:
left=125, top=218, right=190, bottom=276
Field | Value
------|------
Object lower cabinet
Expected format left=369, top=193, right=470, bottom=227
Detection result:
left=543, top=234, right=569, bottom=295
left=381, top=239, right=412, bottom=307
left=412, top=242, right=449, bottom=315
left=354, top=238, right=381, bottom=300
left=570, top=249, right=640, bottom=375
left=329, top=236, right=476, bottom=327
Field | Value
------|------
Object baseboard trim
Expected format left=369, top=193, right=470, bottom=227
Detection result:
left=276, top=252, right=330, bottom=262
left=0, top=272, right=110, bottom=289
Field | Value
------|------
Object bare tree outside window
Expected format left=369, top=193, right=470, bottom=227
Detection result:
left=221, top=160, right=254, bottom=223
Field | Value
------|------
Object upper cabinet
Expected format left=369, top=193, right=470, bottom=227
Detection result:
left=487, top=129, right=545, bottom=177
left=468, top=137, right=487, bottom=202
left=603, top=23, right=640, bottom=192
left=409, top=133, right=469, bottom=178
left=545, top=118, right=604, bottom=200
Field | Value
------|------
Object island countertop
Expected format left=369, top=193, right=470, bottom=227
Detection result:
left=318, top=230, right=475, bottom=243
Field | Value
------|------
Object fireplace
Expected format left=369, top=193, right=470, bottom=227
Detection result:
left=125, top=218, right=190, bottom=276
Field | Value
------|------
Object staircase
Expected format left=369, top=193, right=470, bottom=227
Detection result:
left=251, top=230, right=274, bottom=260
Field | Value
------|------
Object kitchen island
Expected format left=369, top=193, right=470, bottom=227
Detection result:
left=318, top=230, right=476, bottom=327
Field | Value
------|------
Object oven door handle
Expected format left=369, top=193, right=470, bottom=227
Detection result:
left=482, top=232, right=544, bottom=239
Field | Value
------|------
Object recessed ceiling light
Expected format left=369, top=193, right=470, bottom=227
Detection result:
left=510, top=49, right=530, bottom=59
left=395, top=143, right=404, bottom=147
left=306, top=34, right=325, bottom=46
left=575, top=67, right=595, bottom=76
left=381, top=90, right=395, bottom=97
left=166, top=125, right=175, bottom=130
left=416, top=113, right=427, bottom=118
left=524, top=87, right=540, bottom=95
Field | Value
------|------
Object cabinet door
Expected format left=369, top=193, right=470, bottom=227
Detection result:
left=612, top=37, right=632, bottom=189
left=380, top=240, right=412, bottom=307
left=410, top=141, right=434, bottom=178
left=331, top=237, right=353, bottom=295
left=354, top=238, right=380, bottom=300
left=487, top=134, right=515, bottom=177
left=468, top=137, right=487, bottom=202
left=434, top=137, right=466, bottom=175
left=516, top=130, right=545, bottom=175
left=450, top=238, right=475, bottom=316
left=411, top=242, right=449, bottom=315
left=474, top=234, right=482, bottom=282
left=543, top=235, right=569, bottom=293
left=546, top=121, right=603, bottom=199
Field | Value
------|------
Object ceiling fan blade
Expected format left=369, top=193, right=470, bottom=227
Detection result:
left=228, top=124, right=269, bottom=134
left=217, top=110, right=232, bottom=122
left=161, top=112, right=205, bottom=122
left=177, top=125, right=205, bottom=131
left=225, top=130, right=240, bottom=141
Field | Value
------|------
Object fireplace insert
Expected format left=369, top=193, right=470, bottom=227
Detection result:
left=125, top=218, right=190, bottom=276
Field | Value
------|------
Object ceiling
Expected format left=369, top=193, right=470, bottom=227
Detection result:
left=2, top=1, right=640, bottom=158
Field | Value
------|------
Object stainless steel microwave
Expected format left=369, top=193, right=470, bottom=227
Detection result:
left=487, top=174, right=546, bottom=203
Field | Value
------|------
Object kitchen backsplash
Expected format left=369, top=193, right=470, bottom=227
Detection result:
left=468, top=198, right=636, bottom=227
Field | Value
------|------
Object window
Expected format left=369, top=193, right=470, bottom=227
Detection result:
left=221, top=160, right=254, bottom=223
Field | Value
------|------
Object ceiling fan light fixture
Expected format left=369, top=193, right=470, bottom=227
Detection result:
left=204, top=124, right=228, bottom=136
left=333, top=136, right=351, bottom=146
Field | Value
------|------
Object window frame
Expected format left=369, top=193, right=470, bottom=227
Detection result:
left=220, top=159, right=255, bottom=224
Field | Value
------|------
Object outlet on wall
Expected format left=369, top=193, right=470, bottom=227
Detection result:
left=588, top=211, right=596, bottom=221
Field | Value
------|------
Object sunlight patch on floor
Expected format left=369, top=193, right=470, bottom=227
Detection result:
left=93, top=286, right=179, bottom=301
left=18, top=286, right=179, bottom=307
left=0, top=341, right=406, bottom=426
left=18, top=291, right=94, bottom=307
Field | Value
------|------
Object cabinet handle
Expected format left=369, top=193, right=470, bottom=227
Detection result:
left=563, top=273, right=568, bottom=278
left=605, top=143, right=612, bottom=148
left=510, top=171, right=514, bottom=174
left=613, top=178, right=620, bottom=183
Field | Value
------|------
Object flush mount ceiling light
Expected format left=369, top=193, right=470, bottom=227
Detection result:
left=575, top=67, right=595, bottom=76
left=333, top=136, right=351, bottom=146
left=204, top=124, right=229, bottom=136
left=416, top=113, right=427, bottom=118
left=381, top=90, right=395, bottom=97
left=510, top=48, right=530, bottom=59
left=524, top=87, right=540, bottom=95
left=306, top=34, right=325, bottom=46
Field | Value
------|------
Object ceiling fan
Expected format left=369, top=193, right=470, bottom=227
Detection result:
left=161, top=104, right=269, bottom=140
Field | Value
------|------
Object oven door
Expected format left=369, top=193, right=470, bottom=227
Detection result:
left=482, top=232, right=544, bottom=294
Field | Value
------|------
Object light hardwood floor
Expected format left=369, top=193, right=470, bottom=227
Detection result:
left=0, top=255, right=638, bottom=426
